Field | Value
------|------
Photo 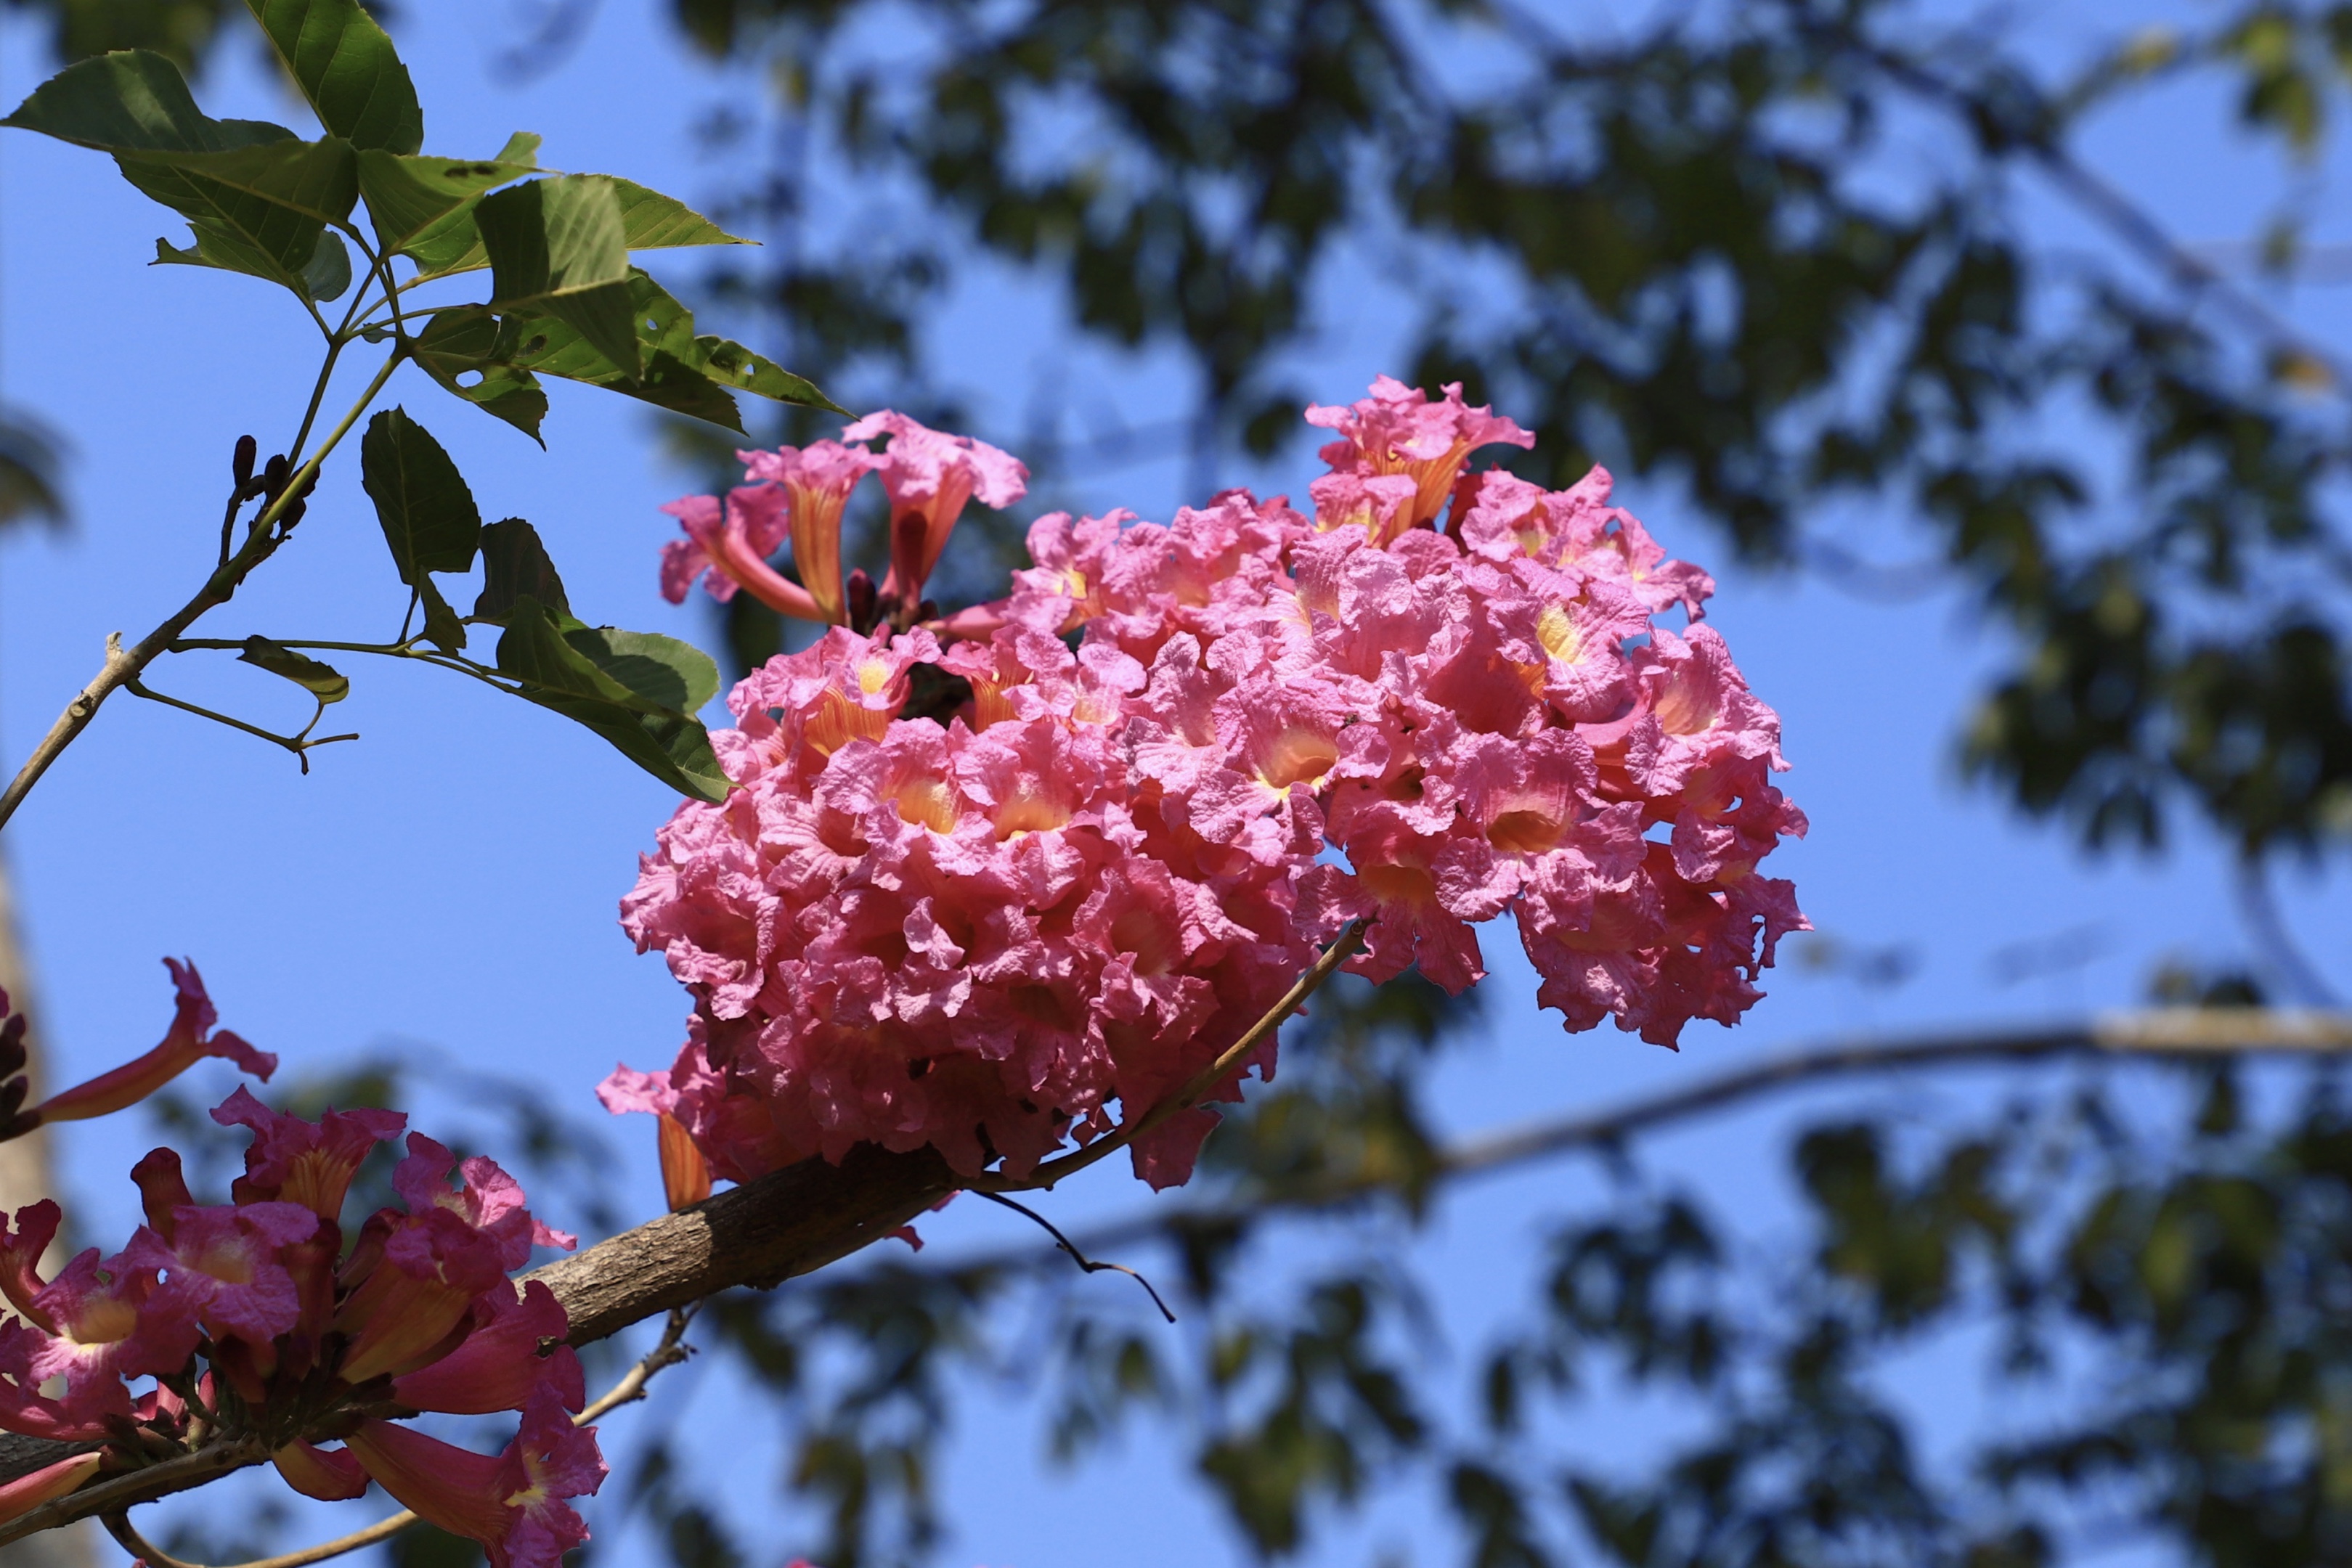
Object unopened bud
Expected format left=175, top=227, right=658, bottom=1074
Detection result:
left=846, top=568, right=877, bottom=634
left=232, top=435, right=257, bottom=489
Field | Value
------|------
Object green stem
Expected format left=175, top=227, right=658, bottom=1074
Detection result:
left=171, top=637, right=418, bottom=656
left=123, top=679, right=357, bottom=769
left=0, top=348, right=406, bottom=833
left=282, top=339, right=347, bottom=473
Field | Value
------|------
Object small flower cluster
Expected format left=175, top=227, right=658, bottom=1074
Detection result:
left=623, top=378, right=1804, bottom=1193
left=0, top=1088, right=598, bottom=1567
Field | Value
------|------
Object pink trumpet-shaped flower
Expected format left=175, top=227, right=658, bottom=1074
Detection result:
left=391, top=1279, right=582, bottom=1415
left=0, top=1202, right=59, bottom=1329
left=334, top=1206, right=513, bottom=1385
left=659, top=485, right=826, bottom=619
left=842, top=409, right=1028, bottom=609
left=741, top=441, right=880, bottom=625
left=0, top=1246, right=187, bottom=1440
left=211, top=1086, right=407, bottom=1220
left=392, top=1135, right=577, bottom=1272
left=120, top=1201, right=322, bottom=1351
left=0, top=1452, right=102, bottom=1527
left=622, top=379, right=1804, bottom=1199
left=273, top=1439, right=370, bottom=1502
left=1306, top=376, right=1533, bottom=531
left=345, top=1384, right=605, bottom=1568
left=30, top=960, right=274, bottom=1126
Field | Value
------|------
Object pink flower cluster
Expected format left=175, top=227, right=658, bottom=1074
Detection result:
left=618, top=378, right=1804, bottom=1193
left=659, top=408, right=1028, bottom=631
left=0, top=1090, right=598, bottom=1566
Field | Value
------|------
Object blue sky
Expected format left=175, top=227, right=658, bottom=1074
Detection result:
left=1, top=2, right=2346, bottom=1564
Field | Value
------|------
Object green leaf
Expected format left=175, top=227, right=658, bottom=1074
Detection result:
left=497, top=312, right=745, bottom=430
left=355, top=144, right=534, bottom=252
left=403, top=175, right=746, bottom=286
left=478, top=176, right=638, bottom=377
left=489, top=269, right=842, bottom=427
left=416, top=578, right=465, bottom=655
left=410, top=309, right=547, bottom=443
left=359, top=408, right=481, bottom=587
left=4, top=55, right=366, bottom=301
left=495, top=597, right=728, bottom=801
left=1, top=51, right=288, bottom=154
left=687, top=331, right=840, bottom=414
left=118, top=135, right=358, bottom=224
left=237, top=636, right=349, bottom=703
left=152, top=221, right=302, bottom=298
left=115, top=137, right=359, bottom=299
left=300, top=227, right=351, bottom=301
left=566, top=625, right=720, bottom=714
left=473, top=518, right=571, bottom=624
left=605, top=178, right=751, bottom=249
left=243, top=0, right=423, bottom=154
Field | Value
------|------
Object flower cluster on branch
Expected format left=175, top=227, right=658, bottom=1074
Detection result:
left=0, top=1079, right=598, bottom=1567
left=617, top=379, right=1807, bottom=1193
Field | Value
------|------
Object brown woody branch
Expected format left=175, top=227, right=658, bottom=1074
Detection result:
left=1, top=1007, right=2339, bottom=1533
left=935, top=1009, right=2352, bottom=1274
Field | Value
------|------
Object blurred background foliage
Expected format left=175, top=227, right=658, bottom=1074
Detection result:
left=22, top=0, right=2352, bottom=1564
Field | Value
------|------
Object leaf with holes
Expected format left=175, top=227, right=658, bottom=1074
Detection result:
left=410, top=309, right=547, bottom=443
left=478, top=175, right=638, bottom=377
left=356, top=142, right=535, bottom=252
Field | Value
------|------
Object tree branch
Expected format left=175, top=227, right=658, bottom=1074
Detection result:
left=1, top=1008, right=2332, bottom=1527
left=933, top=1009, right=2352, bottom=1275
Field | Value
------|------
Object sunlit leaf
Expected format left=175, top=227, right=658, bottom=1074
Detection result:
left=486, top=269, right=839, bottom=428
left=355, top=145, right=535, bottom=252
left=243, top=0, right=423, bottom=154
left=410, top=309, right=547, bottom=443
left=478, top=174, right=638, bottom=378
left=495, top=596, right=728, bottom=801
left=403, top=175, right=747, bottom=285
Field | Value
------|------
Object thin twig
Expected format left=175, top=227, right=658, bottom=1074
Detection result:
left=89, top=1310, right=701, bottom=1568
left=123, top=681, right=358, bottom=772
left=971, top=919, right=1369, bottom=1193
left=927, top=1009, right=2352, bottom=1277
left=976, top=1191, right=1176, bottom=1322
left=0, top=347, right=404, bottom=833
